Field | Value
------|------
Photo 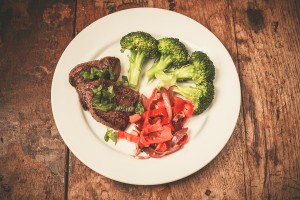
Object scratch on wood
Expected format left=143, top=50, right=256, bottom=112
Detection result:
left=249, top=98, right=260, bottom=165
left=249, top=146, right=263, bottom=168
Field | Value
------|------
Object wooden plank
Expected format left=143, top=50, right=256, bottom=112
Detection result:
left=68, top=0, right=247, bottom=199
left=232, top=0, right=300, bottom=199
left=0, top=0, right=75, bottom=199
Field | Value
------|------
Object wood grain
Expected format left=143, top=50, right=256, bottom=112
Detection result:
left=0, top=0, right=299, bottom=199
left=232, top=0, right=300, bottom=199
left=0, top=0, right=75, bottom=199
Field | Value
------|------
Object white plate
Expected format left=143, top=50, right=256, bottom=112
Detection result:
left=51, top=8, right=241, bottom=185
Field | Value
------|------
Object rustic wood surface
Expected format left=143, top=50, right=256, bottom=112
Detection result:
left=0, top=0, right=299, bottom=199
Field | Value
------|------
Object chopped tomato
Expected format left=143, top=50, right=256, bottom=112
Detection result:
left=143, top=126, right=173, bottom=144
left=116, top=87, right=194, bottom=158
left=156, top=100, right=165, bottom=109
left=143, top=122, right=164, bottom=134
left=173, top=96, right=185, bottom=107
left=155, top=142, right=167, bottom=152
left=183, top=101, right=194, bottom=117
left=118, top=131, right=140, bottom=144
left=129, top=113, right=142, bottom=123
left=150, top=107, right=168, bottom=117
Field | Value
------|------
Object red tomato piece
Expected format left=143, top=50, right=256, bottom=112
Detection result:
left=150, top=107, right=168, bottom=117
left=129, top=113, right=142, bottom=124
left=183, top=101, right=194, bottom=118
left=118, top=131, right=140, bottom=144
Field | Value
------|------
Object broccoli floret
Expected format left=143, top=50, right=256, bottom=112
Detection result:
left=146, top=37, right=188, bottom=81
left=173, top=82, right=214, bottom=114
left=120, top=31, right=158, bottom=89
left=166, top=51, right=215, bottom=84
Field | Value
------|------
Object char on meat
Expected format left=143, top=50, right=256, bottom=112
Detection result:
left=69, top=57, right=140, bottom=130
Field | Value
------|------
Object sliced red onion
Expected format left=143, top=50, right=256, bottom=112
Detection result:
left=169, top=128, right=188, bottom=147
left=172, top=113, right=185, bottom=122
left=160, top=87, right=172, bottom=120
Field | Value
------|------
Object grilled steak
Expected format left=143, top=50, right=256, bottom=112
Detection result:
left=69, top=56, right=121, bottom=87
left=69, top=57, right=140, bottom=130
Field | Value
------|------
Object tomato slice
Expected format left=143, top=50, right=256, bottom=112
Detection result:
left=183, top=101, right=194, bottom=117
left=118, top=131, right=140, bottom=144
left=143, top=122, right=164, bottom=134
left=129, top=113, right=142, bottom=123
left=150, top=107, right=168, bottom=117
left=155, top=142, right=167, bottom=152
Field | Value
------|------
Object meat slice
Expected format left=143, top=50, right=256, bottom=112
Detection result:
left=75, top=80, right=139, bottom=130
left=69, top=57, right=140, bottom=130
left=69, top=56, right=121, bottom=87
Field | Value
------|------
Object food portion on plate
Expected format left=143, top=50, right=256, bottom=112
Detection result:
left=68, top=31, right=216, bottom=158
left=69, top=56, right=140, bottom=130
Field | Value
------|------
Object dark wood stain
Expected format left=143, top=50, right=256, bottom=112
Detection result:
left=246, top=8, right=265, bottom=32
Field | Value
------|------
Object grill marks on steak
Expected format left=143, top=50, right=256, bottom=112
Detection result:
left=69, top=57, right=140, bottom=130
left=69, top=56, right=121, bottom=87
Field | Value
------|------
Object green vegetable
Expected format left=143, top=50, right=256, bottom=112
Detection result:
left=166, top=51, right=215, bottom=84
left=146, top=37, right=188, bottom=81
left=122, top=75, right=129, bottom=84
left=134, top=101, right=144, bottom=115
left=120, top=31, right=158, bottom=89
left=92, top=84, right=137, bottom=113
left=104, top=129, right=118, bottom=144
left=173, top=82, right=214, bottom=114
left=80, top=67, right=114, bottom=80
left=92, top=85, right=115, bottom=112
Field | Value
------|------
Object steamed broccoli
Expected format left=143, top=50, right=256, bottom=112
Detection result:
left=173, top=81, right=214, bottom=114
left=146, top=37, right=188, bottom=81
left=165, top=51, right=215, bottom=84
left=120, top=31, right=158, bottom=89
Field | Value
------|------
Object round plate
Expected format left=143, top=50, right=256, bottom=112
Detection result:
left=51, top=8, right=241, bottom=185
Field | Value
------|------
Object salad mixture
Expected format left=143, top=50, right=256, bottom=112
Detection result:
left=102, top=31, right=215, bottom=158
left=105, top=86, right=194, bottom=158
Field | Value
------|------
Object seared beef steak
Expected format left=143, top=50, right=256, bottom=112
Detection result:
left=69, top=56, right=121, bottom=87
left=69, top=57, right=140, bottom=130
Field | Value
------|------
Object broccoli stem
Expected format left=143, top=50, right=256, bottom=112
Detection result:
left=146, top=55, right=173, bottom=81
left=166, top=64, right=194, bottom=81
left=128, top=51, right=146, bottom=89
left=172, top=85, right=195, bottom=99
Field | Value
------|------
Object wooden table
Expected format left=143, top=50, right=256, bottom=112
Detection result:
left=0, top=0, right=299, bottom=199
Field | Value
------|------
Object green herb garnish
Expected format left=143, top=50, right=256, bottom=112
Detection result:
left=80, top=67, right=114, bottom=80
left=104, top=129, right=118, bottom=144
left=134, top=101, right=144, bottom=115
